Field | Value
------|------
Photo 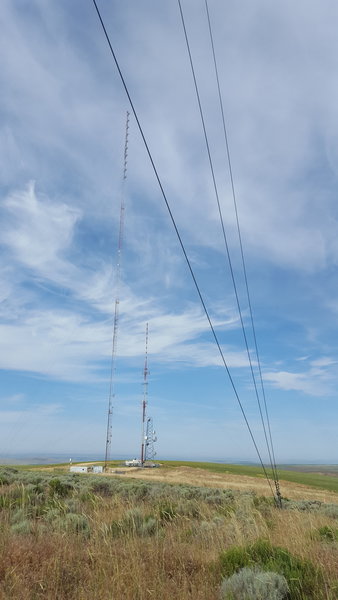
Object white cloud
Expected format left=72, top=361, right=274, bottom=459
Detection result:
left=310, top=357, right=338, bottom=368
left=0, top=299, right=244, bottom=381
left=2, top=1, right=338, bottom=461
left=2, top=0, right=338, bottom=276
left=263, top=357, right=337, bottom=396
left=0, top=181, right=248, bottom=381
left=3, top=182, right=81, bottom=276
left=1, top=394, right=25, bottom=405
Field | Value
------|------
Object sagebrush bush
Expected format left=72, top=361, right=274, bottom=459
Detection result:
left=11, top=519, right=34, bottom=536
left=107, top=507, right=160, bottom=538
left=10, top=508, right=26, bottom=524
left=90, top=479, right=113, bottom=496
left=49, top=478, right=73, bottom=498
left=64, top=498, right=82, bottom=514
left=122, top=507, right=159, bottom=536
left=0, top=467, right=18, bottom=486
left=291, top=500, right=321, bottom=512
left=321, top=504, right=338, bottom=519
left=175, top=499, right=201, bottom=518
left=44, top=507, right=62, bottom=523
left=54, top=513, right=90, bottom=537
left=194, top=520, right=218, bottom=539
left=220, top=566, right=289, bottom=600
left=157, top=502, right=178, bottom=522
left=219, top=539, right=324, bottom=599
left=139, top=516, right=158, bottom=536
left=108, top=519, right=123, bottom=538
left=314, top=525, right=338, bottom=542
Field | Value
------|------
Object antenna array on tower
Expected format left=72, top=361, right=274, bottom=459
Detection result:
left=104, top=111, right=130, bottom=471
left=144, top=417, right=157, bottom=462
left=141, top=323, right=149, bottom=465
left=140, top=323, right=157, bottom=465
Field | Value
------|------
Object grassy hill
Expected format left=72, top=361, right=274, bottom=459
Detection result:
left=1, top=464, right=338, bottom=598
left=161, top=461, right=338, bottom=494
left=20, top=459, right=338, bottom=494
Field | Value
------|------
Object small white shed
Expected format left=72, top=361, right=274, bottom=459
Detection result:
left=93, top=466, right=103, bottom=474
left=70, top=466, right=89, bottom=473
left=125, top=459, right=142, bottom=467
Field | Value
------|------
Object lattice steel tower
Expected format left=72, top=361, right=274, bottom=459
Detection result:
left=144, top=417, right=157, bottom=462
left=104, top=111, right=130, bottom=471
left=140, top=323, right=149, bottom=466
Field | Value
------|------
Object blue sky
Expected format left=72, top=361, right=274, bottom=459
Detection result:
left=1, top=0, right=338, bottom=464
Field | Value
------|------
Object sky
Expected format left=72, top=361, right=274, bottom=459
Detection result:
left=1, top=0, right=338, bottom=465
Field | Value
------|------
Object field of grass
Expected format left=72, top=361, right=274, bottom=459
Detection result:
left=1, top=466, right=338, bottom=599
left=160, top=461, right=338, bottom=494
left=20, top=459, right=338, bottom=494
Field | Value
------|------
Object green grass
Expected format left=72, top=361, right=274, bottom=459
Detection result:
left=219, top=539, right=325, bottom=599
left=160, top=461, right=338, bottom=494
left=279, top=464, right=338, bottom=475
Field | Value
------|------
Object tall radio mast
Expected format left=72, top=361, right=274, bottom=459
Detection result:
left=140, top=323, right=149, bottom=466
left=104, top=111, right=130, bottom=471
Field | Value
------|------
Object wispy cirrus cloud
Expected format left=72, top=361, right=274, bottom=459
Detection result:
left=263, top=355, right=338, bottom=396
left=0, top=183, right=245, bottom=381
left=3, top=181, right=81, bottom=277
left=2, top=1, right=338, bottom=461
left=3, top=0, right=338, bottom=275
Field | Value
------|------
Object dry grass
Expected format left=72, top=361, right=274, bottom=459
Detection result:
left=110, top=465, right=338, bottom=503
left=0, top=469, right=337, bottom=599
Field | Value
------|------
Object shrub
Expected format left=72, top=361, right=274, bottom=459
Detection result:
left=65, top=513, right=90, bottom=536
left=194, top=520, right=219, bottom=539
left=157, top=502, right=178, bottom=522
left=109, top=519, right=123, bottom=538
left=220, top=567, right=289, bottom=600
left=175, top=499, right=201, bottom=519
left=123, top=507, right=144, bottom=530
left=294, top=500, right=321, bottom=512
left=49, top=478, right=73, bottom=498
left=44, top=507, right=62, bottom=523
left=321, top=504, right=338, bottom=520
left=139, top=517, right=158, bottom=536
left=0, top=468, right=18, bottom=486
left=121, top=508, right=159, bottom=537
left=0, top=494, right=15, bottom=509
left=315, top=525, right=338, bottom=542
left=219, top=539, right=324, bottom=599
left=133, top=483, right=151, bottom=501
left=55, top=513, right=90, bottom=537
left=90, top=480, right=113, bottom=497
left=10, top=508, right=26, bottom=524
left=64, top=499, right=82, bottom=514
left=253, top=495, right=275, bottom=513
left=11, top=519, right=34, bottom=536
left=79, top=487, right=92, bottom=502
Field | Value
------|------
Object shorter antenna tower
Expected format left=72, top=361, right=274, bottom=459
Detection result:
left=140, top=323, right=158, bottom=465
left=140, top=323, right=149, bottom=466
left=144, top=417, right=157, bottom=462
left=104, top=111, right=130, bottom=471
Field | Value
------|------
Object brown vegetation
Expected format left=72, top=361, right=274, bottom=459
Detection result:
left=110, top=465, right=338, bottom=503
left=0, top=469, right=337, bottom=599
